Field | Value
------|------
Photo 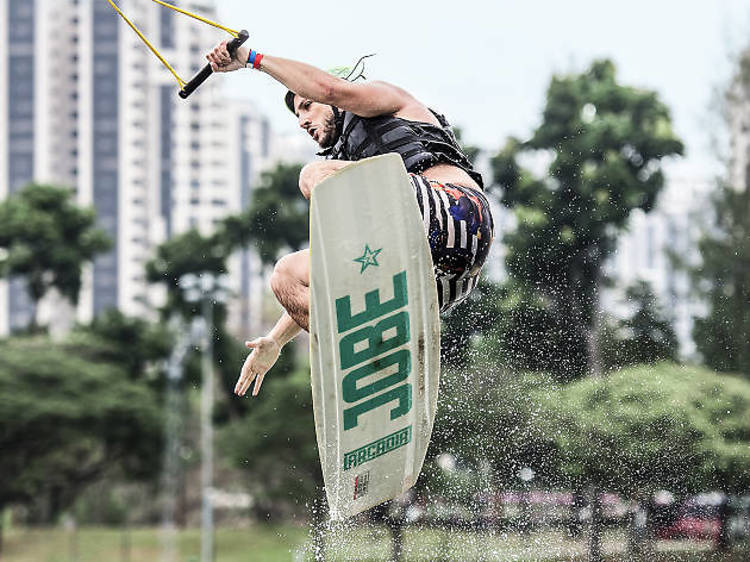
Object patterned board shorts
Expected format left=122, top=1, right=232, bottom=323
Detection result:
left=409, top=174, right=494, bottom=312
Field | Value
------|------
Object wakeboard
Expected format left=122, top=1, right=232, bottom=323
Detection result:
left=309, top=154, right=441, bottom=520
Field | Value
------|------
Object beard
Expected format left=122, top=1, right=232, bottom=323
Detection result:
left=317, top=112, right=338, bottom=148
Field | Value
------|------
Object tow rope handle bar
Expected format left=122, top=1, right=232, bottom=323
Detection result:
left=179, top=29, right=249, bottom=99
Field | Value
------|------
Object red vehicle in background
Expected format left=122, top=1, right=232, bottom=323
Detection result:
left=654, top=493, right=723, bottom=542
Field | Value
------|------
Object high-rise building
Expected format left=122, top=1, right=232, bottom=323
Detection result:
left=223, top=99, right=274, bottom=336
left=0, top=0, right=275, bottom=337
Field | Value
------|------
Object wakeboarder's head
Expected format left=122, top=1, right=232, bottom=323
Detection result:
left=285, top=92, right=339, bottom=149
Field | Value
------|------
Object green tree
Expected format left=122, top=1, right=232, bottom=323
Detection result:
left=146, top=229, right=227, bottom=314
left=143, top=163, right=311, bottom=508
left=219, top=163, right=308, bottom=266
left=219, top=365, right=321, bottom=519
left=484, top=279, right=585, bottom=375
left=693, top=182, right=750, bottom=376
left=491, top=60, right=684, bottom=379
left=0, top=184, right=111, bottom=330
left=215, top=163, right=328, bottom=524
left=691, top=191, right=750, bottom=374
left=689, top=48, right=750, bottom=378
left=145, top=226, right=297, bottom=421
left=603, top=280, right=679, bottom=369
left=0, top=336, right=163, bottom=528
left=535, top=363, right=750, bottom=559
left=426, top=367, right=560, bottom=490
left=69, top=310, right=173, bottom=380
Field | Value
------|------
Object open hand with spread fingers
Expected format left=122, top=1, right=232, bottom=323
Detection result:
left=234, top=336, right=281, bottom=397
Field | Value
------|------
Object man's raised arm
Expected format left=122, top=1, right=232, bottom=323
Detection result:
left=207, top=43, right=413, bottom=117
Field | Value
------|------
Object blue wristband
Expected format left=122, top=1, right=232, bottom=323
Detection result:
left=247, top=50, right=257, bottom=68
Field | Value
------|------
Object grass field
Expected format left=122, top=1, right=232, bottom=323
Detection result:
left=3, top=525, right=749, bottom=561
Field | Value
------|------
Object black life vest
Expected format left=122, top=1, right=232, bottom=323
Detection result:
left=320, top=109, right=484, bottom=188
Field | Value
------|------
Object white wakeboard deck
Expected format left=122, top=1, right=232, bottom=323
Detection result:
left=309, top=154, right=441, bottom=520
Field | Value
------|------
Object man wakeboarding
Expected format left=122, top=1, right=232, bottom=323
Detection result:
left=204, top=43, right=494, bottom=397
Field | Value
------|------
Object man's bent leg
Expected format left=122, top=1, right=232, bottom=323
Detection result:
left=270, top=249, right=310, bottom=331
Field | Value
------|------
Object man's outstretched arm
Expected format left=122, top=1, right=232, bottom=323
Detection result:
left=260, top=55, right=410, bottom=117
left=206, top=43, right=414, bottom=117
left=234, top=311, right=302, bottom=397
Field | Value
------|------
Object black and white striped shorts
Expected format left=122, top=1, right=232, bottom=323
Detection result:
left=409, top=174, right=494, bottom=313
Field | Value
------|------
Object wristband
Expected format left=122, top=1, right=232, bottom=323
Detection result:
left=247, top=50, right=263, bottom=70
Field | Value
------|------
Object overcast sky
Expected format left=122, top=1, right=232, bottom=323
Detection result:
left=211, top=0, right=750, bottom=178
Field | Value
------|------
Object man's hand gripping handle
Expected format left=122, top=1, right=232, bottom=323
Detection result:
left=179, top=29, right=249, bottom=99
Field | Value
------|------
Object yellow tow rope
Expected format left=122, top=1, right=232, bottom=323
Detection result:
left=105, top=0, right=241, bottom=91
left=150, top=0, right=240, bottom=37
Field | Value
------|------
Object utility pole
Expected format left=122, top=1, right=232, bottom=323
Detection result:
left=160, top=318, right=193, bottom=562
left=200, top=294, right=215, bottom=562
left=179, top=273, right=229, bottom=562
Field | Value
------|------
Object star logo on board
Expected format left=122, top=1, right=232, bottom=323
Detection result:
left=353, top=245, right=382, bottom=274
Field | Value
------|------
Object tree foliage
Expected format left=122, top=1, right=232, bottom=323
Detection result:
left=692, top=185, right=750, bottom=376
left=69, top=310, right=173, bottom=380
left=535, top=363, right=750, bottom=495
left=490, top=60, right=684, bottom=379
left=0, top=184, right=111, bottom=327
left=145, top=229, right=230, bottom=316
left=602, top=280, right=679, bottom=369
left=687, top=48, right=750, bottom=378
left=157, top=163, right=316, bottom=518
left=440, top=280, right=505, bottom=369
left=426, top=367, right=561, bottom=491
left=143, top=163, right=311, bottom=456
left=0, top=336, right=163, bottom=517
left=219, top=163, right=308, bottom=266
left=425, top=361, right=750, bottom=529
left=146, top=164, right=306, bottom=313
left=218, top=364, right=321, bottom=519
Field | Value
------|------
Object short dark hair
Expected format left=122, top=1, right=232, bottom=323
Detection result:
left=284, top=90, right=296, bottom=114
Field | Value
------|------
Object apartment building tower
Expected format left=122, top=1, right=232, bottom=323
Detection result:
left=1, top=0, right=273, bottom=337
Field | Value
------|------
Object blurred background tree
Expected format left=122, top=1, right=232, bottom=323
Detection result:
left=601, top=280, right=679, bottom=370
left=691, top=182, right=750, bottom=377
left=219, top=365, right=321, bottom=521
left=439, top=281, right=505, bottom=369
left=145, top=162, right=308, bottom=321
left=688, top=48, right=750, bottom=379
left=0, top=336, right=164, bottom=526
left=146, top=229, right=229, bottom=317
left=141, top=161, right=314, bottom=522
left=69, top=310, right=173, bottom=380
left=218, top=163, right=308, bottom=265
left=490, top=59, right=684, bottom=380
left=0, top=184, right=111, bottom=331
left=535, top=363, right=750, bottom=559
left=692, top=185, right=750, bottom=377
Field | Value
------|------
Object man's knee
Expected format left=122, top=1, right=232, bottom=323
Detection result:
left=270, top=254, right=292, bottom=299
left=299, top=160, right=350, bottom=199
left=299, top=161, right=326, bottom=199
left=270, top=251, right=308, bottom=300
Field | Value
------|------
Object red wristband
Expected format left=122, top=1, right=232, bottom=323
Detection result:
left=253, top=53, right=264, bottom=70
